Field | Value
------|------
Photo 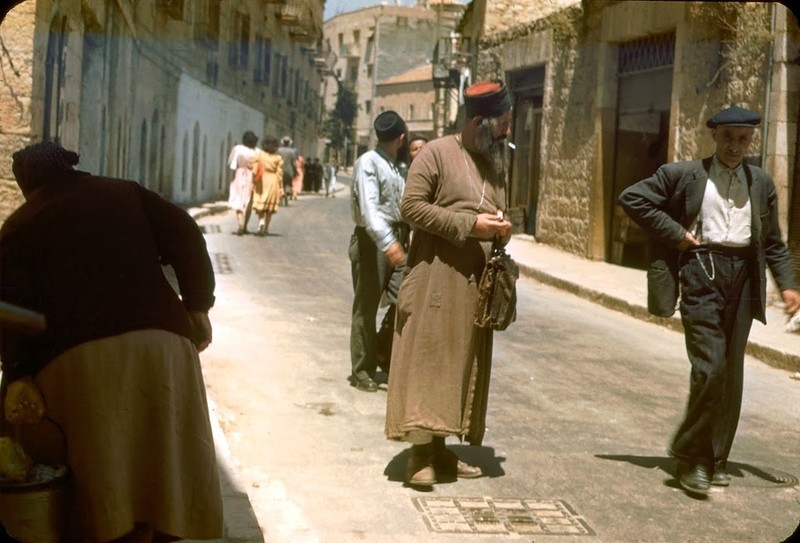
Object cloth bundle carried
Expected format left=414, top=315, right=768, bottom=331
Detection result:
left=474, top=241, right=519, bottom=331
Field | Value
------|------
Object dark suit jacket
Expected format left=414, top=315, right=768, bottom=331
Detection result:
left=619, top=157, right=797, bottom=323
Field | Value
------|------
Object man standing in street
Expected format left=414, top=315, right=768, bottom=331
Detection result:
left=376, top=133, right=429, bottom=374
left=619, top=106, right=800, bottom=497
left=348, top=111, right=409, bottom=392
left=385, top=80, right=512, bottom=487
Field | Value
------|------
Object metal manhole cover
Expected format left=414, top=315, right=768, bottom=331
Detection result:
left=413, top=497, right=595, bottom=536
left=731, top=466, right=798, bottom=488
left=210, top=252, right=233, bottom=274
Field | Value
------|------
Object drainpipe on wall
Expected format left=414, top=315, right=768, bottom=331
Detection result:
left=791, top=100, right=800, bottom=277
left=760, top=3, right=775, bottom=166
left=370, top=12, right=381, bottom=152
left=790, top=57, right=800, bottom=278
left=780, top=1, right=800, bottom=276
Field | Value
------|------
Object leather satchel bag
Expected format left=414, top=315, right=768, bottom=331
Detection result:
left=474, top=240, right=519, bottom=331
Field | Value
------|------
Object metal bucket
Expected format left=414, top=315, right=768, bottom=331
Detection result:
left=0, top=466, right=68, bottom=543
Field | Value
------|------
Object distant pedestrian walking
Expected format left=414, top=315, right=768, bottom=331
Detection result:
left=309, top=158, right=323, bottom=193
left=325, top=159, right=338, bottom=198
left=277, top=136, right=298, bottom=207
left=227, top=130, right=258, bottom=235
left=251, top=135, right=284, bottom=236
left=292, top=154, right=304, bottom=201
left=619, top=106, right=800, bottom=497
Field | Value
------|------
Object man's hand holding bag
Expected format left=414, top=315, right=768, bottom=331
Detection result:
left=474, top=240, right=519, bottom=331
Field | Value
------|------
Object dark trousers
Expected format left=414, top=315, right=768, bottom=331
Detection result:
left=282, top=173, right=292, bottom=205
left=349, top=227, right=393, bottom=379
left=376, top=266, right=404, bottom=371
left=670, top=249, right=753, bottom=469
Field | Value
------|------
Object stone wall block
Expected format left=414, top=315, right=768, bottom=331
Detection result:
left=0, top=181, right=24, bottom=219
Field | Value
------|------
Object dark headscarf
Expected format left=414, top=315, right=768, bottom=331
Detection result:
left=11, top=141, right=80, bottom=196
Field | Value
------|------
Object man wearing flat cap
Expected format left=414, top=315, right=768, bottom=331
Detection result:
left=385, top=80, right=513, bottom=487
left=620, top=106, right=800, bottom=497
left=348, top=110, right=409, bottom=392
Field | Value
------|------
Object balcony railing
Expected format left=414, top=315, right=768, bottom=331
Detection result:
left=276, top=0, right=321, bottom=37
left=276, top=1, right=303, bottom=25
left=339, top=43, right=361, bottom=58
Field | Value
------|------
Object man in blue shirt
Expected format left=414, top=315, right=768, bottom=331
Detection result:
left=348, top=111, right=408, bottom=392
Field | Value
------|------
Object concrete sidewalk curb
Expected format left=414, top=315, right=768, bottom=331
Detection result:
left=187, top=202, right=230, bottom=221
left=510, top=237, right=800, bottom=373
left=515, top=260, right=685, bottom=334
left=205, top=397, right=265, bottom=543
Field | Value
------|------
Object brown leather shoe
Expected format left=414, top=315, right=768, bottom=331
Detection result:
left=433, top=447, right=483, bottom=479
left=407, top=444, right=435, bottom=487
left=408, top=465, right=435, bottom=486
left=454, top=459, right=483, bottom=478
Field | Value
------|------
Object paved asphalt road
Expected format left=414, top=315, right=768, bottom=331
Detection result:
left=194, top=183, right=800, bottom=543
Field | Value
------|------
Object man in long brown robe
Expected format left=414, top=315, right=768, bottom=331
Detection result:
left=385, top=80, right=514, bottom=487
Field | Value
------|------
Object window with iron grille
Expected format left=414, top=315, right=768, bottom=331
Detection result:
left=618, top=33, right=675, bottom=75
left=281, top=57, right=288, bottom=97
left=207, top=1, right=220, bottom=41
left=239, top=15, right=250, bottom=68
left=262, top=40, right=272, bottom=85
left=228, top=13, right=250, bottom=69
left=254, top=35, right=263, bottom=82
left=155, top=0, right=184, bottom=20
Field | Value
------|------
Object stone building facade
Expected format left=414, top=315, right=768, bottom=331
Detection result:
left=374, top=64, right=436, bottom=141
left=321, top=1, right=463, bottom=162
left=458, top=1, right=799, bottom=275
left=0, top=0, right=324, bottom=223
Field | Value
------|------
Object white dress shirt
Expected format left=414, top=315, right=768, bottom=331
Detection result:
left=693, top=155, right=751, bottom=247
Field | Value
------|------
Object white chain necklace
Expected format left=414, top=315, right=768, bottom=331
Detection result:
left=456, top=135, right=487, bottom=212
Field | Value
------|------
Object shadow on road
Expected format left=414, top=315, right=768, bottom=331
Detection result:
left=595, top=454, right=798, bottom=488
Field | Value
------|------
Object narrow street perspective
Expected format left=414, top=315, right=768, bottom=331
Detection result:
left=194, top=176, right=800, bottom=543
left=2, top=2, right=800, bottom=542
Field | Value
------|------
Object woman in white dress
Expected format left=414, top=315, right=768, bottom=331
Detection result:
left=227, top=131, right=259, bottom=235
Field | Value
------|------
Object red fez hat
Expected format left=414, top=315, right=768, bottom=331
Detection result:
left=464, top=79, right=511, bottom=119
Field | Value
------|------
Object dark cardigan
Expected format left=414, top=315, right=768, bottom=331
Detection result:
left=0, top=171, right=215, bottom=380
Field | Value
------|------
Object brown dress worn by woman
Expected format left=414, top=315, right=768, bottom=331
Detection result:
left=250, top=148, right=284, bottom=235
